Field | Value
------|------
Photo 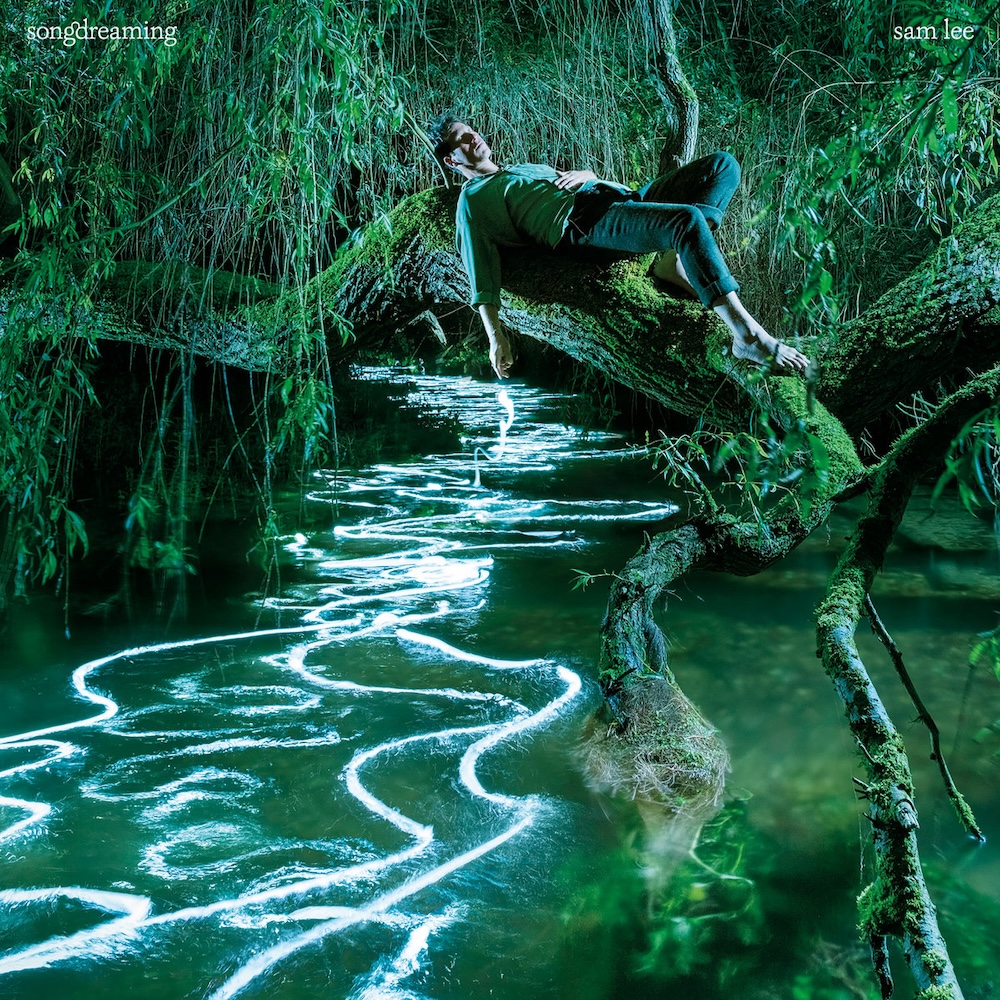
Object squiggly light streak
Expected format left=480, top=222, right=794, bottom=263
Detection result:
left=205, top=631, right=580, bottom=999
left=473, top=387, right=516, bottom=487
left=352, top=907, right=461, bottom=999
left=0, top=888, right=152, bottom=973
left=206, top=817, right=532, bottom=1000
left=0, top=372, right=650, bottom=996
left=0, top=624, right=581, bottom=990
left=279, top=629, right=525, bottom=708
left=0, top=739, right=80, bottom=779
left=0, top=619, right=367, bottom=750
left=396, top=630, right=582, bottom=808
left=0, top=796, right=50, bottom=844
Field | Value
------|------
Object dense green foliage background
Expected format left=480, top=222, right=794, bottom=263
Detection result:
left=0, top=0, right=997, bottom=607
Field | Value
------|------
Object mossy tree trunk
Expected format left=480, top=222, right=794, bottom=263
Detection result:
left=266, top=182, right=1000, bottom=999
left=642, top=0, right=699, bottom=173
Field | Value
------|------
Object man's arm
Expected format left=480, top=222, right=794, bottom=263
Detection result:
left=475, top=168, right=589, bottom=377
left=456, top=190, right=514, bottom=379
left=478, top=303, right=514, bottom=379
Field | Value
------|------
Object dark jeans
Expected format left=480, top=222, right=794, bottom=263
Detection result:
left=559, top=152, right=741, bottom=306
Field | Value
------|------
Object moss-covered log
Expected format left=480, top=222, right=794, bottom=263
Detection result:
left=587, top=376, right=861, bottom=801
left=279, top=184, right=1000, bottom=435
left=816, top=366, right=1000, bottom=1000
left=820, top=191, right=1000, bottom=432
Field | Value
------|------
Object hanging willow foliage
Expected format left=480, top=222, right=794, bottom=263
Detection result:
left=0, top=0, right=413, bottom=607
left=1, top=0, right=997, bottom=609
left=0, top=0, right=682, bottom=608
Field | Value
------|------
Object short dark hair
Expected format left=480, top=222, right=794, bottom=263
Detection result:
left=428, top=112, right=461, bottom=163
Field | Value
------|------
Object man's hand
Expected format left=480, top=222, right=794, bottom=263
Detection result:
left=478, top=303, right=514, bottom=379
left=554, top=169, right=597, bottom=191
left=488, top=329, right=514, bottom=379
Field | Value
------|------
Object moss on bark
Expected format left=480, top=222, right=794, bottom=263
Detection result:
left=89, top=261, right=284, bottom=370
left=256, top=187, right=461, bottom=344
left=819, top=191, right=1000, bottom=431
left=814, top=369, right=1000, bottom=1000
left=105, top=260, right=280, bottom=316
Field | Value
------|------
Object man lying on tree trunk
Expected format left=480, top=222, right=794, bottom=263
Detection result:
left=429, top=114, right=810, bottom=380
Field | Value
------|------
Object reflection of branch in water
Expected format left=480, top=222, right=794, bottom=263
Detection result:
left=635, top=801, right=763, bottom=977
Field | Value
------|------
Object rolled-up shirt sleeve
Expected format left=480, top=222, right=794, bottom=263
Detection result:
left=456, top=194, right=502, bottom=307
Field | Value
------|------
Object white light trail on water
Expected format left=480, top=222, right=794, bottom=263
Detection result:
left=206, top=818, right=532, bottom=1000
left=473, top=388, right=514, bottom=487
left=0, top=632, right=580, bottom=986
left=396, top=630, right=582, bottom=807
left=81, top=766, right=263, bottom=805
left=203, top=630, right=580, bottom=1000
left=0, top=739, right=80, bottom=779
left=351, top=907, right=462, bottom=999
left=278, top=626, right=527, bottom=708
left=0, top=887, right=153, bottom=972
left=0, top=618, right=369, bottom=848
left=0, top=739, right=82, bottom=841
left=0, top=796, right=50, bottom=844
left=0, top=619, right=368, bottom=749
left=0, top=375, right=667, bottom=997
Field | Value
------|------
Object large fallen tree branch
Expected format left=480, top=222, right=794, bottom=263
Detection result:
left=246, top=183, right=1000, bottom=821
left=257, top=186, right=1000, bottom=430
left=583, top=453, right=853, bottom=803
left=818, top=198, right=1000, bottom=432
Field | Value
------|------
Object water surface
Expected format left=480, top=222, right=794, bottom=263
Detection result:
left=1, top=369, right=997, bottom=1000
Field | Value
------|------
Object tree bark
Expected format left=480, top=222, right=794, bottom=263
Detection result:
left=816, top=367, right=1000, bottom=1000
left=278, top=185, right=1000, bottom=432
left=641, top=0, right=700, bottom=172
left=818, top=191, right=1000, bottom=431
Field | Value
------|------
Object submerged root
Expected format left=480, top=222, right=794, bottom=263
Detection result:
left=578, top=675, right=730, bottom=900
left=578, top=674, right=729, bottom=808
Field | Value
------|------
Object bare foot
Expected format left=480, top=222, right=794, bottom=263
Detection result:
left=651, top=249, right=699, bottom=298
left=731, top=330, right=810, bottom=372
left=712, top=292, right=809, bottom=373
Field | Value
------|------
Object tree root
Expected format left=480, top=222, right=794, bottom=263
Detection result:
left=579, top=675, right=728, bottom=806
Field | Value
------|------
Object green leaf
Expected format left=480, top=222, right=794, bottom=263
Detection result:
left=941, top=83, right=959, bottom=135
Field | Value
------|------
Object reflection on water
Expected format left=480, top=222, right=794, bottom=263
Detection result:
left=0, top=368, right=998, bottom=1000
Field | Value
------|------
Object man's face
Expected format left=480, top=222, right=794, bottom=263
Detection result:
left=443, top=122, right=492, bottom=171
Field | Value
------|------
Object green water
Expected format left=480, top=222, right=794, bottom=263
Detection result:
left=0, top=372, right=997, bottom=1000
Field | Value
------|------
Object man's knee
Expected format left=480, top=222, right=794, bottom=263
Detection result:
left=670, top=204, right=706, bottom=237
left=708, top=151, right=741, bottom=186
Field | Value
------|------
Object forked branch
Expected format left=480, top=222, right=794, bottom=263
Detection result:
left=864, top=593, right=985, bottom=842
left=816, top=366, right=1000, bottom=998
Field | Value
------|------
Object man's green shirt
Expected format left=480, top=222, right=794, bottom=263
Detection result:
left=455, top=164, right=593, bottom=307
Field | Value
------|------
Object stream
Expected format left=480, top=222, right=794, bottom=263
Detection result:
left=1, top=368, right=998, bottom=1000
